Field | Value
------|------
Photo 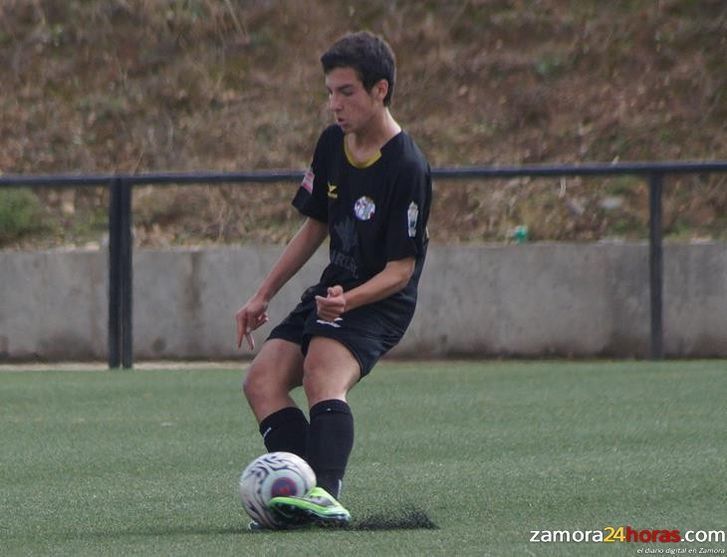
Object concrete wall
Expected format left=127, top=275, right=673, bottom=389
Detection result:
left=1, top=243, right=726, bottom=361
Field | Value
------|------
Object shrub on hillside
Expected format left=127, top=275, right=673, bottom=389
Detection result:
left=0, top=189, right=45, bottom=244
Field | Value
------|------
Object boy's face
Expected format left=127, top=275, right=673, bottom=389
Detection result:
left=325, top=66, right=387, bottom=135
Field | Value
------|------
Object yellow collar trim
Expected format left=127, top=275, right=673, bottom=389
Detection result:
left=344, top=140, right=382, bottom=169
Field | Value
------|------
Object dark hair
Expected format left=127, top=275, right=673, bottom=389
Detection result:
left=320, top=31, right=396, bottom=106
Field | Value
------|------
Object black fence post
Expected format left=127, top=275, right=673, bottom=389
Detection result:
left=648, top=173, right=664, bottom=360
left=120, top=179, right=134, bottom=369
left=108, top=178, right=122, bottom=368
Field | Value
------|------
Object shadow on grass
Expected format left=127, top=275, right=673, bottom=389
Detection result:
left=247, top=508, right=439, bottom=534
left=56, top=509, right=438, bottom=539
left=350, top=509, right=438, bottom=531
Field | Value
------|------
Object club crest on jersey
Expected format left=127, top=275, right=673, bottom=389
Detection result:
left=354, top=196, right=375, bottom=221
left=327, top=182, right=338, bottom=199
left=301, top=168, right=314, bottom=193
left=407, top=201, right=419, bottom=237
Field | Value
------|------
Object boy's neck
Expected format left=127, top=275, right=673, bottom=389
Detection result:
left=347, top=108, right=401, bottom=153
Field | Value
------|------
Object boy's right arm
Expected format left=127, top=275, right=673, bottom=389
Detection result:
left=235, top=217, right=328, bottom=350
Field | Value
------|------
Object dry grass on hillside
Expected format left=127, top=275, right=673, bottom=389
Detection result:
left=1, top=0, right=726, bottom=248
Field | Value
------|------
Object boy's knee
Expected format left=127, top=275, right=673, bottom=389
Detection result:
left=302, top=358, right=358, bottom=406
left=301, top=362, right=323, bottom=395
left=241, top=366, right=261, bottom=402
left=242, top=361, right=276, bottom=404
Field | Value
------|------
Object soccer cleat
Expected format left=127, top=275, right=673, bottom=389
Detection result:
left=268, top=486, right=351, bottom=527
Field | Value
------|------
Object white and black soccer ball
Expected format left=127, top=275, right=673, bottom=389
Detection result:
left=238, top=451, right=316, bottom=529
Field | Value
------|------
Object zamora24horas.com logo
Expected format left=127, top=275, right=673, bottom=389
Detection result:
left=529, top=526, right=726, bottom=549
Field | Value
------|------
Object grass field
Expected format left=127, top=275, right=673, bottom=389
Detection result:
left=2, top=360, right=726, bottom=556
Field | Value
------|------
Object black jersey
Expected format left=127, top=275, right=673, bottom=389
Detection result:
left=292, top=124, right=431, bottom=322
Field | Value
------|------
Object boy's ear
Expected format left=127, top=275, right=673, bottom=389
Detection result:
left=373, top=79, right=389, bottom=102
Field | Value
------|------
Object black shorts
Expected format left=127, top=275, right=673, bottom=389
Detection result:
left=267, top=286, right=411, bottom=377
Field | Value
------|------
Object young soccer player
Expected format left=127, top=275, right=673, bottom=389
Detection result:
left=235, top=31, right=431, bottom=527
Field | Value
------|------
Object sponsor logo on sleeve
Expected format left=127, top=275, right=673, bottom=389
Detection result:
left=407, top=201, right=419, bottom=237
left=301, top=168, right=314, bottom=193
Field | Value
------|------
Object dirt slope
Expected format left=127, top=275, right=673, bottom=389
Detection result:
left=1, top=0, right=726, bottom=248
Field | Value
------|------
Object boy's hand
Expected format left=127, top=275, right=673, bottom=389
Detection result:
left=235, top=296, right=269, bottom=351
left=315, top=285, right=346, bottom=321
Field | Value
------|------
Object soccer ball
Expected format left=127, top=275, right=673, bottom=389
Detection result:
left=238, top=451, right=316, bottom=529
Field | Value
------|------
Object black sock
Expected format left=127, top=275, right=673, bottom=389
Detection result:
left=307, top=399, right=354, bottom=498
left=258, top=407, right=309, bottom=459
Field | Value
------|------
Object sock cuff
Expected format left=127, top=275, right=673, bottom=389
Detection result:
left=310, top=399, right=352, bottom=419
left=259, top=406, right=307, bottom=436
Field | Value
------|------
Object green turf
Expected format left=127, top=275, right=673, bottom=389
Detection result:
left=1, top=361, right=726, bottom=556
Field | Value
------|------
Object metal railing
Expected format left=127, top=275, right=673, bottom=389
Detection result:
left=2, top=160, right=727, bottom=368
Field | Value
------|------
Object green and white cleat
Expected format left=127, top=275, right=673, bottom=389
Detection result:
left=268, top=486, right=351, bottom=527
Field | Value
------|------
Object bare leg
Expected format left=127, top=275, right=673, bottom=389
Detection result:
left=302, top=337, right=361, bottom=407
left=242, top=338, right=305, bottom=422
